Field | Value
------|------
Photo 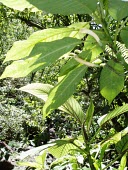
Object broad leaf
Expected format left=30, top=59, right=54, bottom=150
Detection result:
left=100, top=104, right=128, bottom=126
left=120, top=26, right=128, bottom=48
left=85, top=99, right=94, bottom=134
left=108, top=0, right=128, bottom=21
left=0, top=0, right=37, bottom=11
left=48, top=138, right=77, bottom=158
left=27, top=0, right=97, bottom=15
left=100, top=60, right=124, bottom=104
left=1, top=38, right=81, bottom=78
left=43, top=65, right=87, bottom=118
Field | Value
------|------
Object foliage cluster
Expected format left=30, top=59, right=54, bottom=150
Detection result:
left=0, top=0, right=128, bottom=170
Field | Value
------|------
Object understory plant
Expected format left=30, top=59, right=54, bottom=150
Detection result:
left=0, top=0, right=128, bottom=169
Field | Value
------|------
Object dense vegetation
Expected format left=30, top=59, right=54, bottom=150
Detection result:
left=0, top=0, right=128, bottom=170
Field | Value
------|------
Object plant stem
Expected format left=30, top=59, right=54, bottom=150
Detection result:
left=82, top=125, right=96, bottom=169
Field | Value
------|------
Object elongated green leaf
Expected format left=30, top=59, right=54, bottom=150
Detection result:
left=118, top=153, right=127, bottom=170
left=100, top=104, right=128, bottom=126
left=20, top=83, right=53, bottom=101
left=20, top=83, right=85, bottom=123
left=108, top=0, right=128, bottom=21
left=27, top=0, right=97, bottom=15
left=100, top=60, right=124, bottom=104
left=85, top=99, right=94, bottom=134
left=0, top=38, right=81, bottom=78
left=120, top=26, right=128, bottom=48
left=4, top=22, right=88, bottom=63
left=43, top=65, right=87, bottom=118
left=3, top=28, right=74, bottom=62
left=0, top=0, right=37, bottom=11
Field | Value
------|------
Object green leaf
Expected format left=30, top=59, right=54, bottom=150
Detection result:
left=116, top=134, right=128, bottom=153
left=43, top=65, right=87, bottom=118
left=0, top=0, right=37, bottom=11
left=84, top=30, right=109, bottom=60
left=3, top=28, right=75, bottom=62
left=27, top=0, right=97, bottom=15
left=18, top=143, right=55, bottom=160
left=48, top=138, right=77, bottom=158
left=59, top=50, right=92, bottom=76
left=20, top=83, right=53, bottom=101
left=100, top=60, right=124, bottom=104
left=20, top=83, right=85, bottom=123
left=100, top=104, right=128, bottom=126
left=1, top=38, right=81, bottom=78
left=85, top=99, right=94, bottom=134
left=118, top=153, right=127, bottom=170
left=120, top=26, right=128, bottom=48
left=60, top=97, right=85, bottom=124
left=108, top=0, right=128, bottom=21
left=35, top=150, right=47, bottom=169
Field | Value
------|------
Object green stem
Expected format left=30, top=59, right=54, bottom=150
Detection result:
left=82, top=125, right=96, bottom=170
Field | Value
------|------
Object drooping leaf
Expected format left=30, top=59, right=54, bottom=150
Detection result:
left=100, top=60, right=124, bottom=104
left=43, top=65, right=87, bottom=118
left=120, top=26, right=128, bottom=48
left=100, top=104, right=128, bottom=126
left=116, top=134, right=128, bottom=153
left=85, top=99, right=94, bottom=134
left=0, top=38, right=81, bottom=78
left=27, top=0, right=97, bottom=15
left=118, top=153, right=127, bottom=170
left=20, top=83, right=53, bottom=101
left=108, top=0, right=128, bottom=21
left=0, top=0, right=37, bottom=11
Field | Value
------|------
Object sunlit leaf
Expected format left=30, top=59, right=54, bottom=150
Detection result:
left=100, top=60, right=124, bottom=104
left=1, top=38, right=81, bottom=78
left=48, top=138, right=77, bottom=158
left=20, top=83, right=85, bottom=123
left=100, top=104, right=128, bottom=126
left=20, top=83, right=53, bottom=101
left=3, top=28, right=76, bottom=62
left=27, top=0, right=97, bottom=15
left=0, top=0, right=37, bottom=11
left=43, top=65, right=87, bottom=118
left=118, top=153, right=127, bottom=170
